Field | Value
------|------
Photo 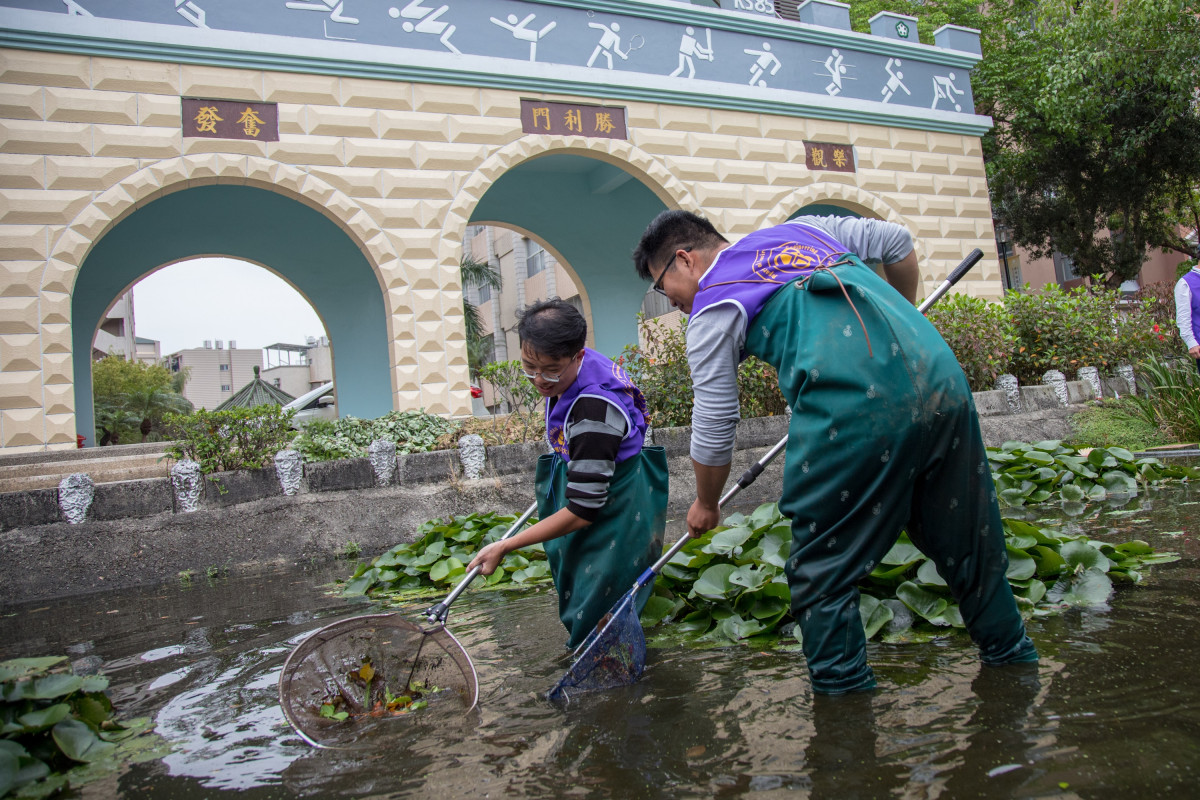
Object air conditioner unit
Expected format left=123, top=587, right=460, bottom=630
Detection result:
left=215, top=340, right=224, bottom=349
left=229, top=340, right=236, bottom=349
left=203, top=340, right=212, bottom=349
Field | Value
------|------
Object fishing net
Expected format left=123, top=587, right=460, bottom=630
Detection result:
left=547, top=592, right=646, bottom=704
left=279, top=613, right=478, bottom=747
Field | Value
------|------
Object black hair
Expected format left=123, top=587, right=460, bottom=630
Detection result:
left=516, top=298, right=587, bottom=359
left=631, top=210, right=729, bottom=281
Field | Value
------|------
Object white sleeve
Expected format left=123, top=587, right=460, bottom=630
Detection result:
left=1176, top=278, right=1197, bottom=350
left=686, top=304, right=745, bottom=467
left=793, top=215, right=914, bottom=266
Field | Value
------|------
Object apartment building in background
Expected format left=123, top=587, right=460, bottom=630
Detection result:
left=261, top=338, right=334, bottom=398
left=165, top=340, right=262, bottom=410
left=92, top=291, right=136, bottom=361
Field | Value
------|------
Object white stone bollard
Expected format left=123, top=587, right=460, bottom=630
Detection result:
left=1117, top=363, right=1136, bottom=396
left=1042, top=370, right=1068, bottom=407
left=170, top=459, right=203, bottom=513
left=368, top=439, right=397, bottom=486
left=996, top=374, right=1021, bottom=413
left=275, top=449, right=303, bottom=495
left=58, top=472, right=94, bottom=524
left=1078, top=366, right=1102, bottom=399
left=458, top=434, right=486, bottom=480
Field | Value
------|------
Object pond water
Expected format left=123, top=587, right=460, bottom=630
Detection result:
left=4, top=484, right=1200, bottom=799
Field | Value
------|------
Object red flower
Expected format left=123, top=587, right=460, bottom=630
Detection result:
left=1153, top=324, right=1160, bottom=332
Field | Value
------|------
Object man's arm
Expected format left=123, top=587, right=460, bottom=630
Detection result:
left=882, top=248, right=919, bottom=305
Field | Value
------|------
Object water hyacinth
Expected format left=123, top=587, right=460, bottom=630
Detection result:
left=988, top=440, right=1200, bottom=507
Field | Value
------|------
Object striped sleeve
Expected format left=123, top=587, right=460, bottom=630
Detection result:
left=564, top=396, right=629, bottom=521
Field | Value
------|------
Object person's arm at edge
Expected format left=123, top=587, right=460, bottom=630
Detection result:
left=467, top=507, right=589, bottom=575
left=882, top=247, right=919, bottom=305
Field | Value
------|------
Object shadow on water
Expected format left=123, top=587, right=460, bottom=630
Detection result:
left=3, top=486, right=1200, bottom=798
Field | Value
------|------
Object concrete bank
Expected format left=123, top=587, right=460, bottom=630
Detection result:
left=0, top=379, right=1116, bottom=606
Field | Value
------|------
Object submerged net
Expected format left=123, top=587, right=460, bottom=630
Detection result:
left=547, top=592, right=646, bottom=704
left=279, top=612, right=478, bottom=747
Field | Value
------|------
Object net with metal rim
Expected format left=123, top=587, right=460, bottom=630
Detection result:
left=547, top=592, right=645, bottom=704
left=279, top=612, right=478, bottom=748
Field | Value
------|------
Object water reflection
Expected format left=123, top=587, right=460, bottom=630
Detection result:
left=1, top=487, right=1198, bottom=798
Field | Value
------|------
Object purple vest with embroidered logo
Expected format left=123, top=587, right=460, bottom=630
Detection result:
left=545, top=348, right=648, bottom=464
left=689, top=220, right=849, bottom=337
left=1185, top=271, right=1200, bottom=344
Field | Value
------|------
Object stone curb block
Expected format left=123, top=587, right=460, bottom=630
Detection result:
left=203, top=468, right=282, bottom=508
left=91, top=478, right=174, bottom=521
left=0, top=488, right=60, bottom=531
left=484, top=441, right=547, bottom=476
left=305, top=458, right=375, bottom=492
left=397, top=450, right=458, bottom=484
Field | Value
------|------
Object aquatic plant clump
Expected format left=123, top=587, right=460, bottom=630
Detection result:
left=988, top=440, right=1199, bottom=507
left=641, top=502, right=1180, bottom=646
left=316, top=659, right=441, bottom=722
left=340, top=511, right=550, bottom=598
left=0, top=657, right=165, bottom=798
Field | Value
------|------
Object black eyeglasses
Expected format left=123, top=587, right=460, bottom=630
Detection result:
left=652, top=247, right=691, bottom=296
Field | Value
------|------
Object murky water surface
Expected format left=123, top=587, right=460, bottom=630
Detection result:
left=4, top=485, right=1200, bottom=798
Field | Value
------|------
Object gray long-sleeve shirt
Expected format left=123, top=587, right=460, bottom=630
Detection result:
left=687, top=216, right=914, bottom=466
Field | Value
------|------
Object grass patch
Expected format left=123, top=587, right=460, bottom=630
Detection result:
left=1067, top=399, right=1175, bottom=452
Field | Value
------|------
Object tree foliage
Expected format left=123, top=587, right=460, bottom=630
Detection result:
left=91, top=356, right=191, bottom=444
left=974, top=0, right=1200, bottom=286
left=459, top=254, right=502, bottom=377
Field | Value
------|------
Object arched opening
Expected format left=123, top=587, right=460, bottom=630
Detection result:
left=468, top=152, right=669, bottom=358
left=789, top=202, right=864, bottom=220
left=72, top=184, right=393, bottom=446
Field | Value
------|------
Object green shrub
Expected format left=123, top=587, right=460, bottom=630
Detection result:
left=620, top=315, right=694, bottom=428
left=738, top=356, right=788, bottom=420
left=477, top=360, right=542, bottom=442
left=1003, top=284, right=1124, bottom=385
left=291, top=410, right=461, bottom=462
left=927, top=293, right=1017, bottom=391
left=161, top=405, right=296, bottom=473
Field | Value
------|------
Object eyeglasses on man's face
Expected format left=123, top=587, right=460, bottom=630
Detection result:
left=652, top=247, right=691, bottom=296
left=520, top=353, right=579, bottom=383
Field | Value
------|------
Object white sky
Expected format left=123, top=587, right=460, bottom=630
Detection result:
left=131, top=257, right=326, bottom=356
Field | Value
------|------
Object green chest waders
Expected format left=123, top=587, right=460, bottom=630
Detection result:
left=743, top=256, right=1036, bottom=695
left=536, top=446, right=669, bottom=649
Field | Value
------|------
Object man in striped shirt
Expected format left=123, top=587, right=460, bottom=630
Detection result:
left=468, top=299, right=668, bottom=648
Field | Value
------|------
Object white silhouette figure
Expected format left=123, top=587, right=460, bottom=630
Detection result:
left=286, top=0, right=358, bottom=24
left=881, top=58, right=910, bottom=103
left=175, top=0, right=207, bottom=28
left=670, top=26, right=714, bottom=78
left=390, top=1, right=460, bottom=55
left=823, top=48, right=847, bottom=95
left=931, top=72, right=965, bottom=112
left=744, top=42, right=780, bottom=87
left=587, top=21, right=628, bottom=69
left=490, top=13, right=557, bottom=62
left=63, top=1, right=93, bottom=16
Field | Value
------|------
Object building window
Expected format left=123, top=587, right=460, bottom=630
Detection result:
left=274, top=378, right=281, bottom=388
left=525, top=240, right=547, bottom=279
left=476, top=282, right=492, bottom=303
left=221, top=384, right=231, bottom=392
left=1053, top=251, right=1079, bottom=283
left=219, top=364, right=229, bottom=371
left=641, top=289, right=673, bottom=319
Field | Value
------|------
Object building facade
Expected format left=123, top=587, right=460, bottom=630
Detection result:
left=165, top=342, right=262, bottom=411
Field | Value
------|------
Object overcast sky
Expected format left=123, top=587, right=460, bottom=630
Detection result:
left=131, top=258, right=326, bottom=356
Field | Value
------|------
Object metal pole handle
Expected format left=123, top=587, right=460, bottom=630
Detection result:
left=425, top=500, right=538, bottom=623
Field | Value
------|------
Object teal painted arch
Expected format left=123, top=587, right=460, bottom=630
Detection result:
left=72, top=184, right=393, bottom=445
left=469, top=153, right=669, bottom=358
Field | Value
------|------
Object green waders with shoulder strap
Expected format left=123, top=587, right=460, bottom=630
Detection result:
left=536, top=446, right=669, bottom=649
left=743, top=255, right=1037, bottom=695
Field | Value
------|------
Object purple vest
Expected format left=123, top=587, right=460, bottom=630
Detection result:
left=1185, top=271, right=1200, bottom=343
left=545, top=348, right=647, bottom=464
left=689, top=220, right=849, bottom=338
